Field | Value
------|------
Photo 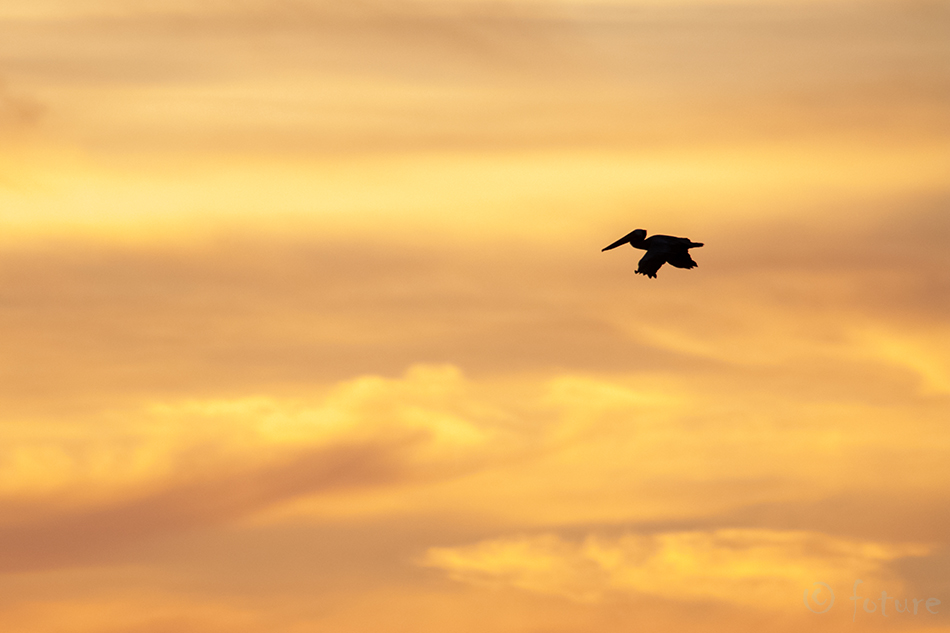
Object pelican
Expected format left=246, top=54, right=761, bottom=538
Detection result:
left=602, top=229, right=703, bottom=278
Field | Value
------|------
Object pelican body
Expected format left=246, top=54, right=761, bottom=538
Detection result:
left=602, top=229, right=703, bottom=278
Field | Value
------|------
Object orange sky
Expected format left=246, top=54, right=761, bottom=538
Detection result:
left=1, top=1, right=949, bottom=631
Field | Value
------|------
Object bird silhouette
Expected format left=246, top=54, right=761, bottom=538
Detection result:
left=602, top=229, right=703, bottom=278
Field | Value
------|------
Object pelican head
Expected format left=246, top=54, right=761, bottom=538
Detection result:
left=602, top=228, right=647, bottom=251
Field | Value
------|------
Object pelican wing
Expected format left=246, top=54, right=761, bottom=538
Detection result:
left=667, top=251, right=698, bottom=270
left=635, top=251, right=667, bottom=278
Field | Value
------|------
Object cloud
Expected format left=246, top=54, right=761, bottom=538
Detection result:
left=718, top=493, right=950, bottom=544
left=1, top=0, right=946, bottom=155
left=422, top=529, right=931, bottom=608
left=0, top=78, right=44, bottom=131
left=0, top=1, right=947, bottom=630
left=0, top=364, right=524, bottom=571
left=0, top=363, right=511, bottom=497
left=5, top=354, right=945, bottom=573
left=0, top=52, right=945, bottom=615
left=0, top=441, right=405, bottom=572
left=1, top=210, right=948, bottom=554
left=1, top=199, right=947, bottom=408
left=0, top=593, right=266, bottom=633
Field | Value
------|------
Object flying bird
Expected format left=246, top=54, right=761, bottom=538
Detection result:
left=602, top=229, right=703, bottom=278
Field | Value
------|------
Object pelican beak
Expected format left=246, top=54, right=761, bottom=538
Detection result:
left=602, top=232, right=635, bottom=251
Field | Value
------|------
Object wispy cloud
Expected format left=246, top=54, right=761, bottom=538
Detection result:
left=423, top=529, right=931, bottom=607
left=0, top=1, right=947, bottom=630
left=1, top=0, right=946, bottom=155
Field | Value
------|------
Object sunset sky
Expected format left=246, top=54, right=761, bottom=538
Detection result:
left=1, top=0, right=948, bottom=631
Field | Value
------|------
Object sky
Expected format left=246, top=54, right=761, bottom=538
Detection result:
left=0, top=0, right=949, bottom=631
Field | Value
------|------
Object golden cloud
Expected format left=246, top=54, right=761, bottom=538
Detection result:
left=0, top=0, right=947, bottom=630
left=0, top=365, right=513, bottom=502
left=423, top=529, right=931, bottom=608
left=0, top=365, right=527, bottom=570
